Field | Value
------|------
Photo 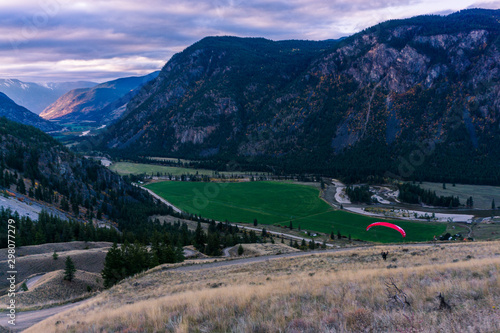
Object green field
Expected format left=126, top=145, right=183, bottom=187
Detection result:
left=419, top=182, right=500, bottom=210
left=145, top=181, right=446, bottom=243
left=109, top=162, right=261, bottom=177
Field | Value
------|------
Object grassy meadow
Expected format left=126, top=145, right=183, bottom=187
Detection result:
left=419, top=182, right=500, bottom=210
left=109, top=162, right=262, bottom=177
left=145, top=181, right=446, bottom=243
left=27, top=241, right=500, bottom=333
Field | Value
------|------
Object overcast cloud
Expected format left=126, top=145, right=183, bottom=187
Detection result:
left=0, top=0, right=499, bottom=82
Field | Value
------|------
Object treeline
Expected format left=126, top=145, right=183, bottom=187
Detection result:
left=0, top=208, right=120, bottom=248
left=397, top=183, right=460, bottom=207
left=102, top=219, right=263, bottom=288
left=345, top=185, right=373, bottom=204
left=192, top=220, right=262, bottom=256
left=102, top=241, right=184, bottom=288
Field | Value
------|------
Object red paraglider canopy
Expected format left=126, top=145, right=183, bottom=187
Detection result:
left=366, top=222, right=406, bottom=237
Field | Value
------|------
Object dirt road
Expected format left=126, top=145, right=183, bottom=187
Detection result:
left=0, top=242, right=438, bottom=331
left=0, top=299, right=88, bottom=332
left=141, top=187, right=183, bottom=213
left=18, top=274, right=44, bottom=293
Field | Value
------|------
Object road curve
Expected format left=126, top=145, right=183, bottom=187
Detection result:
left=0, top=299, right=88, bottom=332
left=0, top=242, right=437, bottom=332
left=171, top=242, right=435, bottom=273
left=141, top=187, right=182, bottom=213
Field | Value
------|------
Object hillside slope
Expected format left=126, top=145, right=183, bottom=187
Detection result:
left=0, top=117, right=171, bottom=245
left=0, top=93, right=60, bottom=132
left=25, top=241, right=500, bottom=332
left=40, top=72, right=159, bottom=124
left=97, top=9, right=500, bottom=184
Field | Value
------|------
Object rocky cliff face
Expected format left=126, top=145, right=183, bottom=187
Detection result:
left=96, top=9, right=500, bottom=183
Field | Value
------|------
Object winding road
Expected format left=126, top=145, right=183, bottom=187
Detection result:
left=0, top=300, right=88, bottom=332
left=0, top=242, right=438, bottom=332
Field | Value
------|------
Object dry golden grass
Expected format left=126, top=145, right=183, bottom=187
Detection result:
left=0, top=270, right=103, bottom=310
left=230, top=243, right=300, bottom=256
left=27, top=241, right=500, bottom=333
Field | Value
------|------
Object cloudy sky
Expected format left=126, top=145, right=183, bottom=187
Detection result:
left=1, top=0, right=499, bottom=83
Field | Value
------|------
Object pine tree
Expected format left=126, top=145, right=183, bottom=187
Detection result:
left=64, top=256, right=76, bottom=282
left=102, top=243, right=125, bottom=288
left=52, top=250, right=58, bottom=260
left=17, top=177, right=26, bottom=195
left=238, top=244, right=244, bottom=256
left=253, top=218, right=258, bottom=226
left=289, top=221, right=293, bottom=230
left=205, top=232, right=221, bottom=256
left=194, top=221, right=206, bottom=251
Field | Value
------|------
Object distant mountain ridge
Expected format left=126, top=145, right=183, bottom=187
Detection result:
left=0, top=79, right=96, bottom=114
left=94, top=9, right=500, bottom=184
left=40, top=72, right=160, bottom=125
left=0, top=93, right=60, bottom=132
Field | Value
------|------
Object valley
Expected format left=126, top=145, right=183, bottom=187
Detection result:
left=144, top=180, right=446, bottom=243
left=1, top=7, right=500, bottom=333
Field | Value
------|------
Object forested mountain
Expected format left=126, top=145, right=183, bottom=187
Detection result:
left=0, top=79, right=96, bottom=114
left=93, top=9, right=500, bottom=184
left=0, top=93, right=60, bottom=132
left=0, top=117, right=171, bottom=243
left=40, top=72, right=160, bottom=124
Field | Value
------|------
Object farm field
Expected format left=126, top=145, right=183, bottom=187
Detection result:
left=109, top=162, right=263, bottom=177
left=419, top=182, right=500, bottom=210
left=145, top=181, right=446, bottom=243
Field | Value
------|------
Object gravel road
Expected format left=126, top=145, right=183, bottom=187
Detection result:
left=0, top=300, right=88, bottom=332
left=0, top=242, right=437, bottom=331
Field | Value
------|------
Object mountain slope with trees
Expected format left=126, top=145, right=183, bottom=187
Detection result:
left=92, top=9, right=500, bottom=185
left=0, top=93, right=60, bottom=132
left=0, top=117, right=173, bottom=244
left=40, top=72, right=160, bottom=125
